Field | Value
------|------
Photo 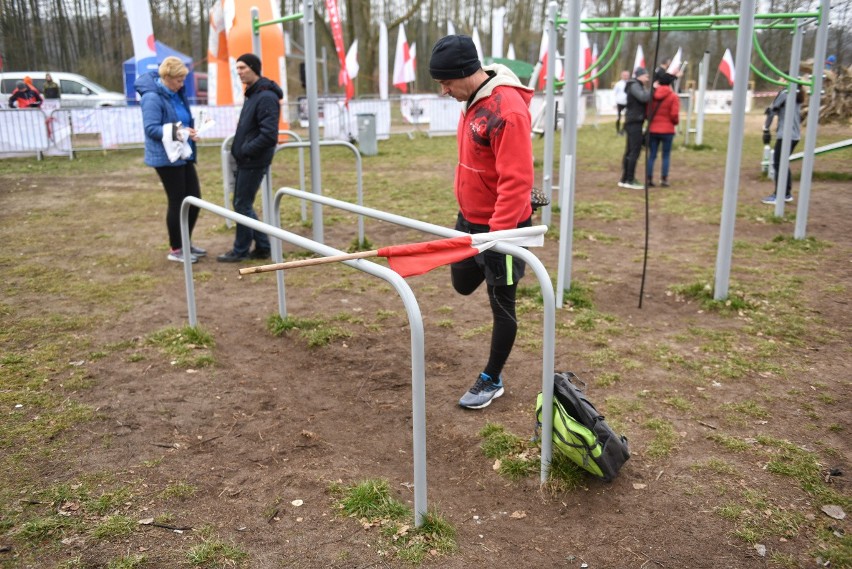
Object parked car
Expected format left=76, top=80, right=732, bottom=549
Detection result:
left=0, top=72, right=126, bottom=108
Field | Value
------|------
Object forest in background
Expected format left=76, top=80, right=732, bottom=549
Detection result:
left=0, top=0, right=850, bottom=96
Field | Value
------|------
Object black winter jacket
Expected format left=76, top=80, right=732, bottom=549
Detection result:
left=231, top=76, right=284, bottom=169
left=624, top=79, right=651, bottom=124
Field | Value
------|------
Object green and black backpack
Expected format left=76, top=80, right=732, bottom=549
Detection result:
left=536, top=371, right=630, bottom=482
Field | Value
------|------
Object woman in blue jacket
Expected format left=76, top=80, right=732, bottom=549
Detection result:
left=137, top=56, right=205, bottom=263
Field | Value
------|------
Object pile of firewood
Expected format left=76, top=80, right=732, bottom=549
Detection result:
left=800, top=59, right=852, bottom=124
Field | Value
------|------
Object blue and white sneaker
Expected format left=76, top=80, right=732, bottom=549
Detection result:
left=459, top=372, right=504, bottom=409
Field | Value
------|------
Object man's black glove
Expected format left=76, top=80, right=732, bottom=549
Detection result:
left=762, top=130, right=771, bottom=145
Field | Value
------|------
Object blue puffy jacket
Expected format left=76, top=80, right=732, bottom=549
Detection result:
left=136, top=72, right=196, bottom=168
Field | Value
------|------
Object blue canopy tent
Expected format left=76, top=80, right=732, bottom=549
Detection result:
left=123, top=41, right=197, bottom=105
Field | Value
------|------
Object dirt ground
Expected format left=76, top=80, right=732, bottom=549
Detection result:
left=1, top=117, right=850, bottom=568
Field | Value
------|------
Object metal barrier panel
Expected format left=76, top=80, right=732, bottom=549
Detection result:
left=425, top=97, right=463, bottom=136
left=100, top=107, right=145, bottom=148
left=322, top=99, right=391, bottom=141
left=0, top=109, right=50, bottom=155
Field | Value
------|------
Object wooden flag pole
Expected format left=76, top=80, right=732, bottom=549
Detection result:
left=238, top=250, right=379, bottom=275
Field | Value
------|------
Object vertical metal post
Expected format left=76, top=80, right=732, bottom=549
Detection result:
left=696, top=51, right=709, bottom=146
left=773, top=23, right=803, bottom=217
left=795, top=0, right=830, bottom=239
left=683, top=90, right=694, bottom=146
left=303, top=0, right=324, bottom=242
left=713, top=0, right=756, bottom=300
left=251, top=7, right=261, bottom=58
left=540, top=2, right=558, bottom=227
left=555, top=0, right=581, bottom=309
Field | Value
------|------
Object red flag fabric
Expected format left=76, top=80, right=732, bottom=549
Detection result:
left=378, top=235, right=478, bottom=277
left=325, top=0, right=353, bottom=104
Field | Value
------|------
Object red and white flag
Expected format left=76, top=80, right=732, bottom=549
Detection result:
left=377, top=226, right=546, bottom=278
left=241, top=226, right=547, bottom=278
left=668, top=47, right=683, bottom=75
left=581, top=32, right=593, bottom=90
left=634, top=45, right=645, bottom=73
left=392, top=23, right=415, bottom=93
left=325, top=0, right=353, bottom=104
left=719, top=48, right=735, bottom=86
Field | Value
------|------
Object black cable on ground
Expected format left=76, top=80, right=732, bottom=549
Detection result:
left=638, top=0, right=664, bottom=309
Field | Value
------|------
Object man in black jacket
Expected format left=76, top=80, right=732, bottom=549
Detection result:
left=618, top=67, right=651, bottom=190
left=218, top=53, right=283, bottom=262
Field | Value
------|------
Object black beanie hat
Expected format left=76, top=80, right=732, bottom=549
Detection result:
left=237, top=53, right=262, bottom=76
left=429, top=35, right=481, bottom=80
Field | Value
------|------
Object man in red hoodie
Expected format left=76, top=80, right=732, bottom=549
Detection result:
left=429, top=35, right=534, bottom=409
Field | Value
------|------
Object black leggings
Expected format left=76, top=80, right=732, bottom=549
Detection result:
left=155, top=164, right=201, bottom=250
left=451, top=260, right=519, bottom=381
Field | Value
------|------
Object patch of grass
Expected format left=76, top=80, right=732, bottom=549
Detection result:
left=757, top=436, right=851, bottom=508
left=92, top=515, right=135, bottom=539
left=87, top=487, right=132, bottom=515
left=146, top=326, right=215, bottom=367
left=663, top=395, right=692, bottom=412
left=670, top=280, right=758, bottom=313
left=643, top=418, right=678, bottom=458
left=332, top=479, right=457, bottom=563
left=815, top=531, right=852, bottom=568
left=479, top=423, right=527, bottom=458
left=267, top=314, right=353, bottom=347
left=160, top=481, right=197, bottom=501
left=18, top=515, right=76, bottom=543
left=707, top=433, right=752, bottom=452
left=563, top=280, right=594, bottom=310
left=722, top=400, right=770, bottom=420
left=186, top=538, right=248, bottom=567
left=574, top=200, right=634, bottom=222
left=595, top=371, right=621, bottom=388
left=691, top=458, right=738, bottom=476
left=763, top=234, right=830, bottom=256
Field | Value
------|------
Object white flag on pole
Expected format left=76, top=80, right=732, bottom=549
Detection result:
left=471, top=26, right=484, bottom=63
left=492, top=8, right=506, bottom=59
left=346, top=39, right=359, bottom=79
left=634, top=45, right=645, bottom=73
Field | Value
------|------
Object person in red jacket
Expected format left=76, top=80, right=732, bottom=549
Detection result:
left=645, top=74, right=680, bottom=187
left=429, top=34, right=534, bottom=410
left=8, top=81, right=43, bottom=109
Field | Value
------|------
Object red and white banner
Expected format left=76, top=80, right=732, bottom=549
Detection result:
left=581, top=32, right=593, bottom=90
left=325, top=0, right=353, bottom=104
left=378, top=226, right=547, bottom=278
left=634, top=45, right=645, bottom=73
left=719, top=48, right=735, bottom=86
left=392, top=23, right=415, bottom=93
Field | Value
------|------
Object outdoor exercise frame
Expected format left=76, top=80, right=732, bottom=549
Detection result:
left=539, top=0, right=831, bottom=304
left=177, top=192, right=557, bottom=527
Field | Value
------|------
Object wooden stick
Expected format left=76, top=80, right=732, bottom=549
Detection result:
left=238, top=250, right=379, bottom=275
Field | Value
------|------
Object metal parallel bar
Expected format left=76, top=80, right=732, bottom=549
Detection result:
left=179, top=196, right=428, bottom=527
left=275, top=139, right=365, bottom=246
left=253, top=11, right=303, bottom=34
left=795, top=0, right=830, bottom=239
left=572, top=12, right=817, bottom=25
left=752, top=33, right=813, bottom=86
left=750, top=64, right=789, bottom=86
left=714, top=0, right=757, bottom=300
left=579, top=31, right=625, bottom=82
left=303, top=0, right=324, bottom=243
left=540, top=1, right=558, bottom=228
left=272, top=187, right=558, bottom=485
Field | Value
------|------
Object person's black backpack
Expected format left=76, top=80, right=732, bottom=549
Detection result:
left=536, top=372, right=630, bottom=482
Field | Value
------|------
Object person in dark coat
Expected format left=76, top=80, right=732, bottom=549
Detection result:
left=217, top=53, right=283, bottom=262
left=618, top=67, right=651, bottom=190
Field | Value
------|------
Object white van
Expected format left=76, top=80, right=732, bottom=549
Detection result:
left=0, top=72, right=126, bottom=108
